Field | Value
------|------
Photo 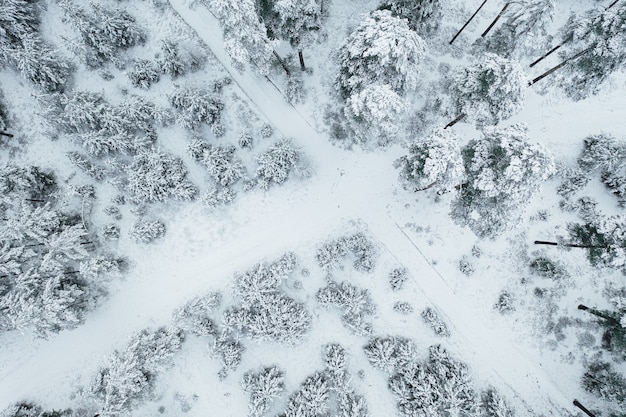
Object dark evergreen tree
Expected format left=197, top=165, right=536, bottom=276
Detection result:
left=379, top=0, right=443, bottom=34
left=273, top=0, right=326, bottom=70
left=568, top=214, right=626, bottom=273
left=556, top=3, right=626, bottom=100
left=582, top=361, right=626, bottom=410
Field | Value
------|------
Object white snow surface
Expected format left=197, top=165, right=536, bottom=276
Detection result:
left=1, top=0, right=626, bottom=416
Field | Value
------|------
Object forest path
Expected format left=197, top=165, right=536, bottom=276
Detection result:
left=0, top=1, right=575, bottom=414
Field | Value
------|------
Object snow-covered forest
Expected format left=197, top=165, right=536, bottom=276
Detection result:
left=0, top=0, right=625, bottom=416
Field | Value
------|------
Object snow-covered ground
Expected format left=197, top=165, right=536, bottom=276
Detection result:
left=1, top=0, right=625, bottom=416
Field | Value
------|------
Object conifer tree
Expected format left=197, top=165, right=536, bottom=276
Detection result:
left=209, top=0, right=274, bottom=75
left=448, top=53, right=527, bottom=126
left=451, top=124, right=555, bottom=238
left=273, top=0, right=325, bottom=70
left=335, top=10, right=425, bottom=99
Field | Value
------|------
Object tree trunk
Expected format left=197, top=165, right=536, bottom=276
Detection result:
left=529, top=35, right=572, bottom=68
left=0, top=131, right=13, bottom=138
left=443, top=113, right=466, bottom=129
left=573, top=400, right=596, bottom=417
left=298, top=49, right=306, bottom=71
left=528, top=48, right=590, bottom=86
left=530, top=0, right=619, bottom=68
left=450, top=0, right=488, bottom=45
left=534, top=240, right=558, bottom=246
left=578, top=305, right=621, bottom=326
left=533, top=240, right=604, bottom=249
left=273, top=50, right=291, bottom=76
left=481, top=2, right=511, bottom=38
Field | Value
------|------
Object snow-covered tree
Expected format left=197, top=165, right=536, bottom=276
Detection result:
left=396, top=127, right=464, bottom=193
left=255, top=139, right=308, bottom=189
left=0, top=165, right=120, bottom=337
left=557, top=3, right=626, bottom=100
left=222, top=254, right=311, bottom=344
left=480, top=0, right=555, bottom=57
left=89, top=327, right=184, bottom=415
left=568, top=214, right=626, bottom=272
left=60, top=1, right=145, bottom=67
left=343, top=84, right=408, bottom=146
left=242, top=366, right=286, bottom=417
left=173, top=292, right=221, bottom=336
left=578, top=133, right=626, bottom=173
left=223, top=293, right=312, bottom=343
left=379, top=0, right=443, bottom=34
left=335, top=10, right=425, bottom=99
left=448, top=53, right=527, bottom=126
left=421, top=306, right=450, bottom=337
left=0, top=0, right=40, bottom=55
left=317, top=281, right=376, bottom=335
left=46, top=91, right=164, bottom=157
left=209, top=0, right=274, bottom=74
left=451, top=124, right=555, bottom=238
left=125, top=149, right=198, bottom=203
left=7, top=34, right=72, bottom=93
left=363, top=336, right=416, bottom=375
left=481, top=388, right=515, bottom=417
left=0, top=401, right=73, bottom=417
left=128, top=59, right=160, bottom=90
left=211, top=333, right=246, bottom=376
left=199, top=145, right=246, bottom=187
left=273, top=0, right=325, bottom=69
left=129, top=219, right=166, bottom=244
left=169, top=86, right=224, bottom=130
left=582, top=361, right=626, bottom=410
left=279, top=371, right=329, bottom=417
left=156, top=39, right=204, bottom=78
left=387, top=271, right=407, bottom=294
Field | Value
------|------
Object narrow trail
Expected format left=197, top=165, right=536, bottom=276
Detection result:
left=0, top=1, right=577, bottom=414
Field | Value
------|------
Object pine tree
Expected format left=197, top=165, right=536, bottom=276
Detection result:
left=451, top=123, right=555, bottom=238
left=379, top=0, right=443, bottom=34
left=568, top=214, right=626, bottom=272
left=448, top=53, right=527, bottom=126
left=343, top=84, right=408, bottom=147
left=61, top=1, right=145, bottom=67
left=556, top=3, right=626, bottom=100
left=90, top=327, right=184, bottom=415
left=273, top=0, right=325, bottom=70
left=129, top=219, right=166, bottom=244
left=396, top=127, right=464, bottom=193
left=242, top=366, right=286, bottom=417
left=578, top=133, right=626, bottom=173
left=125, top=149, right=198, bottom=203
left=279, top=371, right=329, bottom=417
left=199, top=145, right=246, bottom=187
left=480, top=0, right=555, bottom=58
left=335, top=10, right=425, bottom=99
left=128, top=59, right=160, bottom=90
left=169, top=86, right=224, bottom=130
left=209, top=0, right=274, bottom=74
left=255, top=139, right=308, bottom=189
left=8, top=34, right=71, bottom=93
left=582, top=361, right=626, bottom=409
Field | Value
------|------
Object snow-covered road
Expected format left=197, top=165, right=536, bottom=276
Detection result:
left=0, top=1, right=581, bottom=414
